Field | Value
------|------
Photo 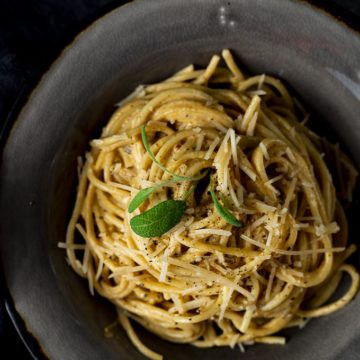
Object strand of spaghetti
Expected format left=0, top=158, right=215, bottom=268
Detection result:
left=118, top=312, right=163, bottom=360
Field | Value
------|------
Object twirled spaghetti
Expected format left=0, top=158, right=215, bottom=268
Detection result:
left=61, top=50, right=359, bottom=359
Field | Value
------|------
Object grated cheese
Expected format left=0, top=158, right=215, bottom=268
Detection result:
left=294, top=223, right=309, bottom=230
left=286, top=147, right=296, bottom=163
left=256, top=336, right=286, bottom=345
left=234, top=179, right=244, bottom=205
left=234, top=114, right=243, bottom=131
left=204, top=136, right=221, bottom=160
left=299, top=318, right=310, bottom=329
left=248, top=90, right=267, bottom=96
left=215, top=250, right=226, bottom=265
left=219, top=286, right=232, bottom=321
left=240, top=305, right=256, bottom=333
left=259, top=142, right=270, bottom=160
left=240, top=165, right=257, bottom=181
left=246, top=112, right=258, bottom=136
left=109, top=265, right=149, bottom=278
left=265, top=265, right=277, bottom=301
left=169, top=294, right=184, bottom=314
left=192, top=229, right=232, bottom=237
left=238, top=342, right=246, bottom=353
left=253, top=201, right=277, bottom=213
left=229, top=334, right=240, bottom=349
left=109, top=182, right=136, bottom=192
left=213, top=121, right=228, bottom=133
left=302, top=181, right=313, bottom=188
left=258, top=74, right=266, bottom=89
left=95, top=258, right=104, bottom=281
left=315, top=222, right=339, bottom=237
left=181, top=284, right=206, bottom=296
left=230, top=128, right=238, bottom=165
left=250, top=215, right=268, bottom=229
left=240, top=234, right=345, bottom=256
left=195, top=134, right=205, bottom=151
left=265, top=174, right=283, bottom=186
left=57, top=242, right=86, bottom=250
left=82, top=245, right=90, bottom=274
left=159, top=261, right=169, bottom=283
left=301, top=113, right=310, bottom=126
left=168, top=258, right=255, bottom=300
left=229, top=182, right=241, bottom=209
left=241, top=95, right=261, bottom=132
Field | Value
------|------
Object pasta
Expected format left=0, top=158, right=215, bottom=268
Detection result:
left=61, top=50, right=359, bottom=359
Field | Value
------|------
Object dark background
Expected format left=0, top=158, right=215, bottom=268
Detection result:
left=0, top=0, right=359, bottom=359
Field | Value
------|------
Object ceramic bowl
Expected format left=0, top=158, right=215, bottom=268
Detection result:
left=1, top=1, right=360, bottom=359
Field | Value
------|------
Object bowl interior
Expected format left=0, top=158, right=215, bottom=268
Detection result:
left=2, top=1, right=360, bottom=359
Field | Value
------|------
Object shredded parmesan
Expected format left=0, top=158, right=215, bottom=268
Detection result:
left=238, top=342, right=246, bottom=353
left=230, top=128, right=238, bottom=165
left=286, top=147, right=296, bottom=163
left=204, top=137, right=220, bottom=160
left=195, top=134, right=205, bottom=151
left=240, top=305, right=256, bottom=332
left=253, top=201, right=277, bottom=213
left=191, top=229, right=232, bottom=237
left=57, top=242, right=86, bottom=250
left=95, top=258, right=104, bottom=281
left=294, top=223, right=309, bottom=229
left=109, top=265, right=149, bottom=278
left=240, top=165, right=257, bottom=181
left=265, top=265, right=277, bottom=301
left=213, top=121, right=228, bottom=133
left=246, top=111, right=258, bottom=136
left=259, top=142, right=270, bottom=160
left=258, top=74, right=266, bottom=89
left=248, top=90, right=267, bottom=96
left=240, top=234, right=345, bottom=256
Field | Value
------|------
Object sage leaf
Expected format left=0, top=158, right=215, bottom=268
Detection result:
left=130, top=200, right=186, bottom=237
left=128, top=178, right=181, bottom=213
left=210, top=189, right=242, bottom=227
left=128, top=187, right=156, bottom=213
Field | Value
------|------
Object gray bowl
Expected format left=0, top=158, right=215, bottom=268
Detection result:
left=1, top=0, right=360, bottom=359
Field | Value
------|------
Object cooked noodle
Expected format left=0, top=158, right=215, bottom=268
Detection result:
left=62, top=50, right=359, bottom=359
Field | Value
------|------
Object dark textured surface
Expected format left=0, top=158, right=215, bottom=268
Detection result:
left=0, top=0, right=123, bottom=130
left=0, top=0, right=360, bottom=359
left=0, top=1, right=123, bottom=358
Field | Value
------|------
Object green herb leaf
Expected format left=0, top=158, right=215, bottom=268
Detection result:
left=210, top=189, right=242, bottom=227
left=128, top=187, right=157, bottom=213
left=141, top=126, right=205, bottom=181
left=130, top=200, right=186, bottom=237
left=128, top=179, right=179, bottom=213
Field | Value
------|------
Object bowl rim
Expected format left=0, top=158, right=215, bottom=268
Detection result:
left=1, top=0, right=360, bottom=358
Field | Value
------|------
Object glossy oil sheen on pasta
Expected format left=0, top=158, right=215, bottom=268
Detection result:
left=61, top=50, right=359, bottom=360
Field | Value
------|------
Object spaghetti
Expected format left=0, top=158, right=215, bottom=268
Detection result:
left=62, top=50, right=359, bottom=359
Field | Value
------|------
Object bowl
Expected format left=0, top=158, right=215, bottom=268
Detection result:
left=1, top=0, right=360, bottom=359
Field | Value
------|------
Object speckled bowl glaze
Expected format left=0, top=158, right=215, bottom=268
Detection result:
left=1, top=0, right=360, bottom=359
